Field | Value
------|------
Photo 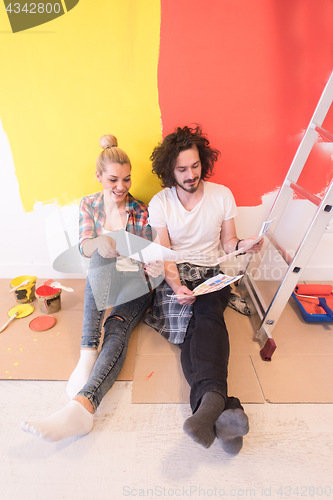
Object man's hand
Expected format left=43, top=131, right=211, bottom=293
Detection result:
left=241, top=236, right=264, bottom=254
left=173, top=285, right=196, bottom=305
left=144, top=261, right=164, bottom=278
left=97, top=235, right=120, bottom=258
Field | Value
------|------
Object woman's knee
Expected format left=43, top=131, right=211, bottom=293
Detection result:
left=104, top=314, right=126, bottom=333
left=89, top=250, right=117, bottom=271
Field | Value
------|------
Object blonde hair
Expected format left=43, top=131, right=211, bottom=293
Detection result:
left=96, top=134, right=131, bottom=175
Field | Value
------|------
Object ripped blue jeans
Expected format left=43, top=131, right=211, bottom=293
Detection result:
left=77, top=250, right=153, bottom=411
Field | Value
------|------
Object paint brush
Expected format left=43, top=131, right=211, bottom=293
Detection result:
left=0, top=311, right=19, bottom=333
left=9, top=280, right=30, bottom=293
left=44, top=279, right=74, bottom=292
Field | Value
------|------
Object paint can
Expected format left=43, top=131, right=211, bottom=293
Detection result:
left=10, top=275, right=37, bottom=303
left=35, top=285, right=62, bottom=314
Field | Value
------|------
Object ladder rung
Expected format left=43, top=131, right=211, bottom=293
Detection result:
left=311, top=123, right=333, bottom=142
left=286, top=180, right=321, bottom=206
left=266, top=232, right=292, bottom=265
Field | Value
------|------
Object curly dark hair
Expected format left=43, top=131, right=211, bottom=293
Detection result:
left=150, top=125, right=220, bottom=188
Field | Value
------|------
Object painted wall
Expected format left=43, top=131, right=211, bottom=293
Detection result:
left=0, top=1, right=162, bottom=211
left=159, top=0, right=333, bottom=205
left=0, top=0, right=333, bottom=280
left=0, top=0, right=162, bottom=278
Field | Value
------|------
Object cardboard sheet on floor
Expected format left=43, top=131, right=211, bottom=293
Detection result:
left=132, top=321, right=264, bottom=403
left=246, top=281, right=333, bottom=403
left=264, top=294, right=333, bottom=356
left=2, top=276, right=333, bottom=403
left=251, top=354, right=333, bottom=403
left=0, top=279, right=137, bottom=381
left=224, top=306, right=260, bottom=355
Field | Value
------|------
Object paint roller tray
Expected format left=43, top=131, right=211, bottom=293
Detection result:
left=292, top=293, right=333, bottom=323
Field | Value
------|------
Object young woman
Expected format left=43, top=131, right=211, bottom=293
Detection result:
left=21, top=135, right=162, bottom=442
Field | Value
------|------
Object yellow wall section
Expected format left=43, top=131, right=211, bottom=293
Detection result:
left=0, top=1, right=162, bottom=210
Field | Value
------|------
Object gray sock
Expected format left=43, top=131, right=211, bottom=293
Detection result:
left=183, top=392, right=225, bottom=448
left=215, top=408, right=249, bottom=454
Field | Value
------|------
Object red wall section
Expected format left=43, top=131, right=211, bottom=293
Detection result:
left=158, top=0, right=333, bottom=206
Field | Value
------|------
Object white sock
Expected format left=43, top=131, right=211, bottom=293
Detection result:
left=66, top=349, right=99, bottom=400
left=20, top=400, right=94, bottom=442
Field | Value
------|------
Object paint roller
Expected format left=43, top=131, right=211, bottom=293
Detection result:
left=295, top=285, right=332, bottom=296
left=294, top=284, right=333, bottom=320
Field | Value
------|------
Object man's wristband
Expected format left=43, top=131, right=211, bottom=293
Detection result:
left=235, top=239, right=246, bottom=256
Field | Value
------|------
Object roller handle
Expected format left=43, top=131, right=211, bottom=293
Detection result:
left=318, top=298, right=333, bottom=320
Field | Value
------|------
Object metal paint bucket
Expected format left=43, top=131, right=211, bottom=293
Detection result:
left=10, top=275, right=37, bottom=303
left=35, top=285, right=62, bottom=314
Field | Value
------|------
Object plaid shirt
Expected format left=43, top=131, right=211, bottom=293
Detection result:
left=144, top=262, right=222, bottom=344
left=79, top=191, right=151, bottom=256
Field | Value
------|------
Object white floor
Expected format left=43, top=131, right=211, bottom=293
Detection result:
left=1, top=380, right=333, bottom=500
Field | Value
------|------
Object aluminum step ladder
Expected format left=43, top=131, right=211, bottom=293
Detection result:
left=238, top=71, right=333, bottom=361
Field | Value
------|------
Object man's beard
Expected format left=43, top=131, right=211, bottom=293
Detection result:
left=175, top=177, right=200, bottom=193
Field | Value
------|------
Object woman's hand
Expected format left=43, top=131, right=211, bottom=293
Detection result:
left=241, top=236, right=264, bottom=254
left=144, top=260, right=164, bottom=278
left=173, top=285, right=196, bottom=305
left=97, top=235, right=120, bottom=258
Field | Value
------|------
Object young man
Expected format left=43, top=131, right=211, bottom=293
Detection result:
left=145, top=125, right=263, bottom=454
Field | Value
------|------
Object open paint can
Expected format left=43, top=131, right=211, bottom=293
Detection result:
left=10, top=275, right=37, bottom=303
left=35, top=285, right=62, bottom=314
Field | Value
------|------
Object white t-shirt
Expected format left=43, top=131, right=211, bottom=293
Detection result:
left=148, top=181, right=237, bottom=266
